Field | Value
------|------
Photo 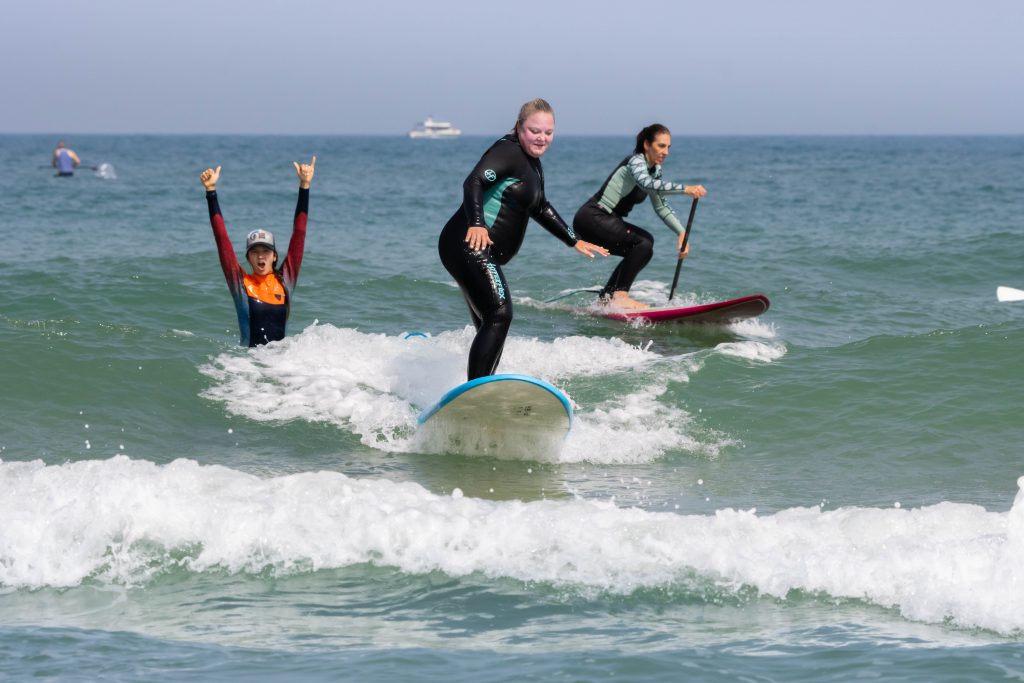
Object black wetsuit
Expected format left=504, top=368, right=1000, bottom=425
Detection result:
left=438, top=134, right=578, bottom=380
left=573, top=153, right=688, bottom=297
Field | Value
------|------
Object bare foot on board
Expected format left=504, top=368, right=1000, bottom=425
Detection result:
left=601, top=292, right=652, bottom=310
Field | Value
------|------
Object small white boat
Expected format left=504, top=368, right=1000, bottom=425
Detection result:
left=409, top=116, right=462, bottom=139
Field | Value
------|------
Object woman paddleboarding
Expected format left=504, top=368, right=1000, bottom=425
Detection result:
left=572, top=124, right=706, bottom=309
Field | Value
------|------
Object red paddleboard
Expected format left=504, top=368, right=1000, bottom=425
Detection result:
left=596, top=294, right=770, bottom=324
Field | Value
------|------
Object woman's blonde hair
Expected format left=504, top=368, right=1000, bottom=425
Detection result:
left=513, top=98, right=555, bottom=132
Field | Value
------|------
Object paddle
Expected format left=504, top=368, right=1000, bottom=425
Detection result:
left=997, top=286, right=1024, bottom=302
left=42, top=163, right=113, bottom=175
left=668, top=197, right=699, bottom=301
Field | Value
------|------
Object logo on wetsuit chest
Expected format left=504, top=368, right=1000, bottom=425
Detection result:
left=484, top=169, right=497, bottom=182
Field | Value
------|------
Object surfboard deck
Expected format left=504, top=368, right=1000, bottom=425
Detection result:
left=594, top=294, right=770, bottom=324
left=416, top=374, right=572, bottom=461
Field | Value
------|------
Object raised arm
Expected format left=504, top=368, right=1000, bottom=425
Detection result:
left=280, top=157, right=315, bottom=283
left=294, top=155, right=315, bottom=189
left=199, top=165, right=243, bottom=280
left=200, top=165, right=221, bottom=192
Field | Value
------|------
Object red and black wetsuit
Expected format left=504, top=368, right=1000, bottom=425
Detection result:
left=206, top=188, right=308, bottom=347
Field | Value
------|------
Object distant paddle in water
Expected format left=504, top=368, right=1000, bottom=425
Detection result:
left=43, top=162, right=117, bottom=179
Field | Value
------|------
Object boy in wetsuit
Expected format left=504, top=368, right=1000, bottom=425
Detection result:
left=200, top=157, right=316, bottom=346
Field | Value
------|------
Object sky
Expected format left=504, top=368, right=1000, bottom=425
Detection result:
left=1, top=0, right=1022, bottom=136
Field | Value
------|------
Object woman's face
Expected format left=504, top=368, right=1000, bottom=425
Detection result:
left=643, top=132, right=672, bottom=166
left=247, top=246, right=276, bottom=275
left=518, top=111, right=555, bottom=158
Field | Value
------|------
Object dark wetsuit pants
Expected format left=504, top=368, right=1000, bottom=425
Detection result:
left=438, top=227, right=512, bottom=380
left=573, top=202, right=654, bottom=297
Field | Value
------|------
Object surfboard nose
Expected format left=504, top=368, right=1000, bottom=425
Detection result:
left=415, top=374, right=572, bottom=462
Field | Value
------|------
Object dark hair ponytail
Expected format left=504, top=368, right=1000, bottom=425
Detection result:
left=634, top=123, right=671, bottom=154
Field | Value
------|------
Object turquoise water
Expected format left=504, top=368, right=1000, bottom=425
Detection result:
left=2, top=133, right=1023, bottom=681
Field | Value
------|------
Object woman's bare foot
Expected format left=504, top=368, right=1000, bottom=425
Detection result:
left=603, top=291, right=651, bottom=310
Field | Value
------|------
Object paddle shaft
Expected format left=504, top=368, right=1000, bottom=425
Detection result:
left=41, top=164, right=99, bottom=171
left=668, top=197, right=699, bottom=301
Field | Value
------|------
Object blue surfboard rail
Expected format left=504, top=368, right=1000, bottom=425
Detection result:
left=417, top=374, right=573, bottom=426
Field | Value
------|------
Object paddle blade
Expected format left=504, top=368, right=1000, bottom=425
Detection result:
left=94, top=162, right=117, bottom=180
left=997, top=286, right=1024, bottom=302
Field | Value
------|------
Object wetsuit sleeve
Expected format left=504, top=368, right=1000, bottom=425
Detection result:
left=462, top=140, right=523, bottom=228
left=649, top=193, right=686, bottom=235
left=206, top=191, right=245, bottom=286
left=279, top=187, right=309, bottom=288
left=207, top=190, right=252, bottom=345
left=533, top=201, right=579, bottom=247
left=627, top=154, right=687, bottom=234
left=627, top=154, right=688, bottom=194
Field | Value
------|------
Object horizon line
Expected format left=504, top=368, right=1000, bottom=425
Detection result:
left=5, top=131, right=1024, bottom=138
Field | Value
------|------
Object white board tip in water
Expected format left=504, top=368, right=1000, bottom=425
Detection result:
left=996, top=286, right=1024, bottom=302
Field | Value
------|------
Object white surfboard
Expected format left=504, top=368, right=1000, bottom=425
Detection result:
left=416, top=374, right=572, bottom=461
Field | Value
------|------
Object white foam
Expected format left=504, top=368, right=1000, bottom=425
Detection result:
left=95, top=162, right=117, bottom=180
left=3, top=457, right=1023, bottom=635
left=563, top=382, right=734, bottom=463
left=200, top=323, right=666, bottom=458
left=727, top=316, right=777, bottom=339
left=200, top=324, right=424, bottom=450
left=629, top=278, right=673, bottom=304
left=714, top=340, right=788, bottom=363
left=496, top=331, right=655, bottom=380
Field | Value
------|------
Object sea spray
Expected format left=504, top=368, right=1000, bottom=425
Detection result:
left=3, top=457, right=1023, bottom=635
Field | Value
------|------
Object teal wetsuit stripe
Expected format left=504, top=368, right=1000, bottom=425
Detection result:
left=482, top=178, right=519, bottom=227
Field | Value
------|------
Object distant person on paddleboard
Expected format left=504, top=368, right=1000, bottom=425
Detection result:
left=200, top=157, right=316, bottom=347
left=438, top=98, right=609, bottom=380
left=52, top=140, right=81, bottom=177
left=572, top=124, right=706, bottom=310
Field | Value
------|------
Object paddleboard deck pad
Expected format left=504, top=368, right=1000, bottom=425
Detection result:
left=595, top=294, right=769, bottom=324
left=416, top=374, right=572, bottom=461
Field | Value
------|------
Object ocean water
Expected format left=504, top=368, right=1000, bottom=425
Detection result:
left=1, top=133, right=1023, bottom=681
